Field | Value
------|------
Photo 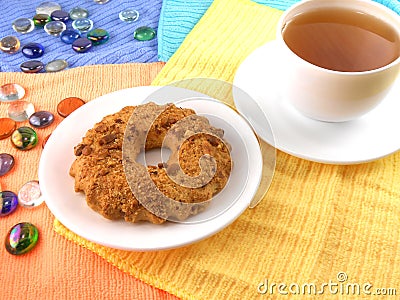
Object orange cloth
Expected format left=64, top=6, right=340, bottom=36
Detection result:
left=0, top=62, right=177, bottom=300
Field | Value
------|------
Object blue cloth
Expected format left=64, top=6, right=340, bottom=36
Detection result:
left=157, top=0, right=400, bottom=62
left=0, top=0, right=162, bottom=72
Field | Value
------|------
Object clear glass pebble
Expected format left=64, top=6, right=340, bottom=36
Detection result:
left=0, top=83, right=25, bottom=102
left=72, top=18, right=94, bottom=33
left=10, top=127, right=38, bottom=151
left=87, top=28, right=109, bottom=45
left=36, top=2, right=61, bottom=15
left=12, top=18, right=34, bottom=34
left=0, top=36, right=20, bottom=54
left=8, top=101, right=35, bottom=122
left=60, top=29, right=81, bottom=44
left=94, top=0, right=110, bottom=3
left=5, top=222, right=39, bottom=255
left=72, top=37, right=93, bottom=53
left=50, top=10, right=69, bottom=22
left=20, top=60, right=44, bottom=73
left=0, top=153, right=15, bottom=177
left=29, top=111, right=54, bottom=128
left=0, top=118, right=16, bottom=140
left=134, top=26, right=156, bottom=41
left=45, top=59, right=68, bottom=72
left=69, top=7, right=89, bottom=20
left=22, top=43, right=45, bottom=59
left=33, top=14, right=52, bottom=27
left=0, top=191, right=18, bottom=216
left=119, top=8, right=139, bottom=23
left=18, top=180, right=44, bottom=208
left=44, top=21, right=66, bottom=36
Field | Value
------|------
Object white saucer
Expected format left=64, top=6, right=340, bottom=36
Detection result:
left=233, top=41, right=400, bottom=164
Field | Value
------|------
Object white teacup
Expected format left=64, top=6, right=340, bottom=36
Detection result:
left=276, top=0, right=400, bottom=122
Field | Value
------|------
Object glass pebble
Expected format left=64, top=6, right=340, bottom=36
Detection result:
left=29, top=111, right=54, bottom=128
left=0, top=83, right=25, bottom=102
left=5, top=222, right=39, bottom=255
left=8, top=101, right=35, bottom=122
left=0, top=191, right=18, bottom=216
left=87, top=28, right=109, bottom=45
left=57, top=97, right=85, bottom=117
left=134, top=26, right=156, bottom=41
left=18, top=180, right=44, bottom=208
left=20, top=60, right=44, bottom=73
left=119, top=8, right=139, bottom=23
left=0, top=36, right=20, bottom=54
left=36, top=2, right=61, bottom=15
left=69, top=7, right=89, bottom=20
left=0, top=153, right=15, bottom=176
left=72, top=18, right=94, bottom=33
left=94, top=0, right=110, bottom=3
left=0, top=118, right=16, bottom=140
left=21, top=43, right=45, bottom=59
left=72, top=37, right=93, bottom=53
left=50, top=9, right=69, bottom=22
left=33, top=14, right=52, bottom=27
left=60, top=29, right=81, bottom=44
left=44, top=21, right=66, bottom=36
left=12, top=18, right=34, bottom=34
left=45, top=59, right=68, bottom=72
left=11, top=127, right=38, bottom=151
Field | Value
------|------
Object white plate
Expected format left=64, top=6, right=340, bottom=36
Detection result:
left=39, top=86, right=262, bottom=251
left=233, top=41, right=400, bottom=164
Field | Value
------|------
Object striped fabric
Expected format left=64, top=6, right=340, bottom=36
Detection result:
left=0, top=0, right=162, bottom=72
left=157, top=0, right=400, bottom=61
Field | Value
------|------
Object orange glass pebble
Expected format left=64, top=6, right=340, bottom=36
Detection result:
left=0, top=118, right=17, bottom=140
left=57, top=97, right=85, bottom=117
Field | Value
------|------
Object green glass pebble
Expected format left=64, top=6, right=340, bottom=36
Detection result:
left=33, top=14, right=52, bottom=27
left=44, top=21, right=66, bottom=36
left=133, top=26, right=156, bottom=41
left=11, top=127, right=38, bottom=151
left=12, top=18, right=34, bottom=34
left=5, top=222, right=39, bottom=255
left=45, top=59, right=68, bottom=72
left=69, top=7, right=89, bottom=20
left=87, top=28, right=109, bottom=45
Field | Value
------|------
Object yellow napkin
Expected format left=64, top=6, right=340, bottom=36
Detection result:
left=55, top=0, right=400, bottom=299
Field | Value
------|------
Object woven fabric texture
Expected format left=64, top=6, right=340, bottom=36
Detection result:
left=53, top=0, right=400, bottom=299
left=157, top=0, right=400, bottom=61
left=0, top=0, right=162, bottom=72
left=0, top=62, right=177, bottom=300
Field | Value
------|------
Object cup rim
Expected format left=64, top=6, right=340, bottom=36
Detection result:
left=276, top=0, right=400, bottom=76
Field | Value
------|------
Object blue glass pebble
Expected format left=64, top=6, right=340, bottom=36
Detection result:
left=51, top=10, right=69, bottom=22
left=0, top=153, right=15, bottom=176
left=0, top=191, right=18, bottom=216
left=5, top=222, right=39, bottom=255
left=21, top=43, right=45, bottom=59
left=29, top=111, right=54, bottom=128
left=72, top=18, right=94, bottom=33
left=72, top=38, right=92, bottom=53
left=60, top=30, right=81, bottom=44
left=119, top=8, right=139, bottom=23
left=20, top=60, right=44, bottom=73
left=69, top=7, right=89, bottom=20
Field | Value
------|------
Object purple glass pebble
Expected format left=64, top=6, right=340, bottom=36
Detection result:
left=21, top=43, right=45, bottom=59
left=60, top=29, right=81, bottom=44
left=20, top=60, right=44, bottom=73
left=29, top=111, right=54, bottom=128
left=51, top=10, right=69, bottom=22
left=0, top=153, right=15, bottom=176
left=0, top=191, right=18, bottom=216
left=72, top=37, right=92, bottom=53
